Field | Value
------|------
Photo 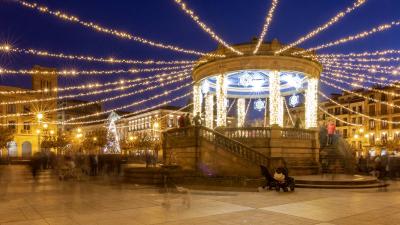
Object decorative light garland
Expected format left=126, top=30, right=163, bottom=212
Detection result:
left=323, top=67, right=389, bottom=82
left=66, top=81, right=193, bottom=122
left=0, top=92, right=193, bottom=126
left=323, top=69, right=400, bottom=89
left=317, top=49, right=400, bottom=58
left=321, top=56, right=400, bottom=63
left=322, top=74, right=400, bottom=98
left=276, top=0, right=366, bottom=54
left=0, top=65, right=193, bottom=76
left=16, top=0, right=223, bottom=57
left=319, top=107, right=362, bottom=127
left=237, top=98, right=246, bottom=127
left=0, top=44, right=196, bottom=65
left=295, top=20, right=400, bottom=54
left=319, top=91, right=400, bottom=125
left=253, top=0, right=279, bottom=54
left=173, top=0, right=242, bottom=55
left=323, top=62, right=398, bottom=75
left=192, top=83, right=202, bottom=116
left=216, top=74, right=227, bottom=127
left=269, top=70, right=281, bottom=125
left=205, top=94, right=214, bottom=129
left=0, top=71, right=190, bottom=105
left=0, top=72, right=190, bottom=118
left=0, top=69, right=190, bottom=95
left=305, top=78, right=318, bottom=128
left=320, top=79, right=400, bottom=110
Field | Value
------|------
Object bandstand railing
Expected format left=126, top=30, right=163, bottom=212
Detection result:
left=280, top=128, right=315, bottom=140
left=220, top=127, right=271, bottom=139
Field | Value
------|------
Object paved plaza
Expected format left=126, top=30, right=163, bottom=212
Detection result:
left=0, top=165, right=400, bottom=225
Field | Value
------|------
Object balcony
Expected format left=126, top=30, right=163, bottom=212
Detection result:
left=20, top=129, right=32, bottom=134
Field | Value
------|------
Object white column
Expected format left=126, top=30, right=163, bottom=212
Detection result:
left=237, top=98, right=246, bottom=127
left=305, top=77, right=318, bottom=129
left=205, top=94, right=214, bottom=129
left=216, top=74, right=227, bottom=127
left=269, top=70, right=282, bottom=126
left=193, top=83, right=202, bottom=117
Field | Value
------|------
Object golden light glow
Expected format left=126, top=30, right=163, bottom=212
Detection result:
left=295, top=19, right=400, bottom=54
left=16, top=0, right=223, bottom=57
left=174, top=0, right=242, bottom=55
left=0, top=71, right=190, bottom=118
left=0, top=45, right=196, bottom=65
left=253, top=0, right=279, bottom=54
left=0, top=64, right=193, bottom=77
left=277, top=0, right=366, bottom=54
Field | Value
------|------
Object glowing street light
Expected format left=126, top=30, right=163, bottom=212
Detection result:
left=37, top=113, right=43, bottom=121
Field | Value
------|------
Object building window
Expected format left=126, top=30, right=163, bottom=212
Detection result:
left=381, top=104, right=388, bottom=115
left=394, top=101, right=400, bottom=114
left=358, top=106, right=362, bottom=113
left=394, top=132, right=400, bottom=140
left=352, top=118, right=356, bottom=124
left=369, top=105, right=376, bottom=116
left=358, top=117, right=362, bottom=125
left=352, top=106, right=357, bottom=114
left=23, top=105, right=30, bottom=113
left=8, top=121, right=16, bottom=130
left=343, top=129, right=348, bottom=138
left=328, top=108, right=333, bottom=114
left=381, top=133, right=388, bottom=144
left=369, top=133, right=375, bottom=145
left=369, top=120, right=375, bottom=130
left=381, top=118, right=388, bottom=129
left=393, top=117, right=400, bottom=129
left=334, top=107, right=341, bottom=115
left=7, top=104, right=16, bottom=114
left=23, top=122, right=30, bottom=131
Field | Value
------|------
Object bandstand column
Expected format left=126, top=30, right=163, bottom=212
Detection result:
left=205, top=94, right=214, bottom=129
left=277, top=96, right=284, bottom=127
left=193, top=83, right=202, bottom=117
left=305, top=77, right=318, bottom=129
left=237, top=98, right=246, bottom=127
left=216, top=74, right=227, bottom=127
left=269, top=70, right=283, bottom=126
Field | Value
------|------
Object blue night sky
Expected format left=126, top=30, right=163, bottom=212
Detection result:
left=1, top=0, right=399, bottom=119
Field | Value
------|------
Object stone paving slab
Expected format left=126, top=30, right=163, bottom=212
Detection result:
left=1, top=165, right=400, bottom=225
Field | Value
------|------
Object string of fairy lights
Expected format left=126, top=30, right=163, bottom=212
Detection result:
left=0, top=71, right=190, bottom=105
left=15, top=0, right=224, bottom=57
left=173, top=0, right=242, bottom=55
left=323, top=62, right=398, bottom=75
left=0, top=65, right=193, bottom=76
left=295, top=20, right=400, bottom=54
left=322, top=74, right=400, bottom=98
left=318, top=107, right=363, bottom=127
left=276, top=0, right=366, bottom=54
left=317, top=49, right=400, bottom=58
left=319, top=91, right=400, bottom=125
left=1, top=0, right=399, bottom=131
left=0, top=44, right=195, bottom=65
left=320, top=79, right=400, bottom=110
left=253, top=0, right=279, bottom=54
left=0, top=69, right=190, bottom=95
left=0, top=92, right=192, bottom=126
left=323, top=69, right=400, bottom=88
left=66, top=82, right=192, bottom=122
left=0, top=72, right=190, bottom=118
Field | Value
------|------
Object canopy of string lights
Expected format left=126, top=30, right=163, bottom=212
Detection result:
left=0, top=0, right=399, bottom=129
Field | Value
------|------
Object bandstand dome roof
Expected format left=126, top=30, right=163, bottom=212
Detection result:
left=193, top=39, right=323, bottom=98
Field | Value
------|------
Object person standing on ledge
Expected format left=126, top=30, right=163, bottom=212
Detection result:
left=327, top=121, right=336, bottom=146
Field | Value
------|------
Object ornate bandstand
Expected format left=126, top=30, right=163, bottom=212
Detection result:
left=192, top=39, right=322, bottom=129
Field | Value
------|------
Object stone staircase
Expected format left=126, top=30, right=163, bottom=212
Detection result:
left=319, top=136, right=356, bottom=174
